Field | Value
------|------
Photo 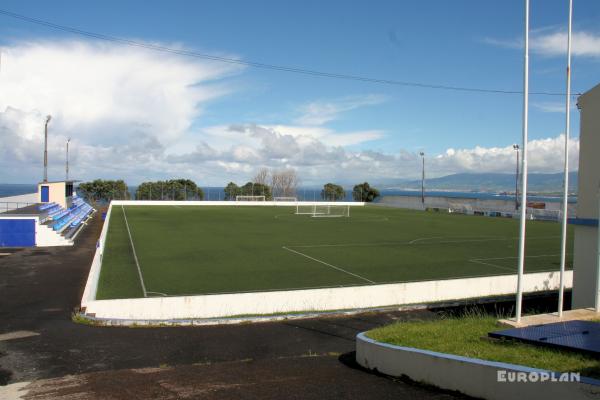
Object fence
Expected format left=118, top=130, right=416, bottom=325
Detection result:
left=0, top=202, right=37, bottom=213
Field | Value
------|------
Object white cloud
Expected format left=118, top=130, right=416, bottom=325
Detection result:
left=293, top=95, right=386, bottom=125
left=532, top=102, right=565, bottom=113
left=431, top=135, right=579, bottom=175
left=483, top=29, right=600, bottom=58
left=0, top=40, right=240, bottom=145
left=200, top=123, right=383, bottom=149
left=534, top=31, right=600, bottom=58
left=167, top=123, right=579, bottom=184
left=0, top=39, right=241, bottom=183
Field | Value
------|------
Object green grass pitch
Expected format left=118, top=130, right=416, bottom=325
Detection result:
left=96, top=205, right=573, bottom=300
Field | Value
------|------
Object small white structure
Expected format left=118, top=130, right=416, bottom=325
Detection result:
left=572, top=83, right=600, bottom=309
left=37, top=180, right=76, bottom=209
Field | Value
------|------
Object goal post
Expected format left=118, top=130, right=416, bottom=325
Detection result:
left=295, top=204, right=317, bottom=215
left=295, top=203, right=350, bottom=217
left=312, top=204, right=350, bottom=218
left=235, top=195, right=266, bottom=202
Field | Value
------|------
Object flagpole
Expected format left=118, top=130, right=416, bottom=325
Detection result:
left=558, top=0, right=573, bottom=318
left=515, top=0, right=530, bottom=324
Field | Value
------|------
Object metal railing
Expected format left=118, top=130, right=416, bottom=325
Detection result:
left=0, top=202, right=37, bottom=213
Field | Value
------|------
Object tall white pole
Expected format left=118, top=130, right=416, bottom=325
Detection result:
left=66, top=138, right=71, bottom=180
left=420, top=152, right=425, bottom=205
left=515, top=0, right=530, bottom=324
left=558, top=0, right=573, bottom=318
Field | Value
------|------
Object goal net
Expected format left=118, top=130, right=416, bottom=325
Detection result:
left=527, top=208, right=561, bottom=221
left=236, top=195, right=266, bottom=201
left=448, top=201, right=473, bottom=215
left=295, top=204, right=350, bottom=217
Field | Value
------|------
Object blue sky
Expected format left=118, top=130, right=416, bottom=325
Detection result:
left=0, top=1, right=598, bottom=185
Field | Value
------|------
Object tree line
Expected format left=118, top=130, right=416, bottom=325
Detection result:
left=77, top=173, right=379, bottom=203
left=321, top=182, right=380, bottom=202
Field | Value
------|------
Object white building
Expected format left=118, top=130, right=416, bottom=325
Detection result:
left=572, top=83, right=600, bottom=308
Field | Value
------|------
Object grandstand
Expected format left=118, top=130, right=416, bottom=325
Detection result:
left=0, top=180, right=94, bottom=247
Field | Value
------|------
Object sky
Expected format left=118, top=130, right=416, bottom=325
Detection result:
left=0, top=0, right=598, bottom=186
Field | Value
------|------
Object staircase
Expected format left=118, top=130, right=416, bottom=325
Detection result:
left=37, top=223, right=73, bottom=246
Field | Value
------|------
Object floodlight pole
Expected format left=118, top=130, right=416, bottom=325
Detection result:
left=515, top=0, right=530, bottom=324
left=558, top=0, right=573, bottom=318
left=43, top=115, right=51, bottom=182
left=66, top=138, right=71, bottom=180
left=420, top=152, right=425, bottom=205
left=513, top=144, right=520, bottom=210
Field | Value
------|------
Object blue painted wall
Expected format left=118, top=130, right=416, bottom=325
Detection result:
left=0, top=219, right=36, bottom=247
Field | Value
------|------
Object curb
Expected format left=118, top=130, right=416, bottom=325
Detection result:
left=355, top=332, right=600, bottom=400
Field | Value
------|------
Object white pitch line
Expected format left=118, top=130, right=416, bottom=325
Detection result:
left=472, top=253, right=565, bottom=261
left=282, top=246, right=375, bottom=284
left=468, top=253, right=566, bottom=273
left=289, top=236, right=558, bottom=249
left=147, top=291, right=169, bottom=297
left=121, top=205, right=148, bottom=298
left=290, top=241, right=405, bottom=249
left=468, top=258, right=515, bottom=272
left=408, top=236, right=448, bottom=244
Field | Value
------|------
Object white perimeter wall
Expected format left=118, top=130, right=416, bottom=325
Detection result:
left=109, top=200, right=363, bottom=207
left=81, top=200, right=571, bottom=321
left=83, top=270, right=571, bottom=321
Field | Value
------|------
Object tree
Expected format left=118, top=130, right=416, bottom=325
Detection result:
left=135, top=179, right=203, bottom=200
left=352, top=182, right=380, bottom=202
left=321, top=183, right=345, bottom=201
left=78, top=179, right=130, bottom=203
left=224, top=182, right=241, bottom=200
left=271, top=169, right=299, bottom=198
left=253, top=168, right=270, bottom=186
left=240, top=182, right=273, bottom=200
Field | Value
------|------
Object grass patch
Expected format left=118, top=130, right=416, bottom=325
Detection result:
left=97, top=205, right=573, bottom=299
left=367, top=313, right=600, bottom=379
left=72, top=312, right=105, bottom=326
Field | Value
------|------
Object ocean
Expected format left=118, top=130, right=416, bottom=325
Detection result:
left=0, top=184, right=38, bottom=198
left=0, top=183, right=575, bottom=204
left=180, top=187, right=576, bottom=203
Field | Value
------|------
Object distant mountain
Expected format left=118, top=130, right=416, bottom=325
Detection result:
left=381, top=172, right=578, bottom=193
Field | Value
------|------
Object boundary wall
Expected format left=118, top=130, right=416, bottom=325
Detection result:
left=356, top=332, right=599, bottom=400
left=379, top=195, right=576, bottom=215
left=105, top=200, right=362, bottom=207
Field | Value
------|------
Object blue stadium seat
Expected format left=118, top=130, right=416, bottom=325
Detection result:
left=52, top=200, right=94, bottom=232
left=38, top=202, right=57, bottom=211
